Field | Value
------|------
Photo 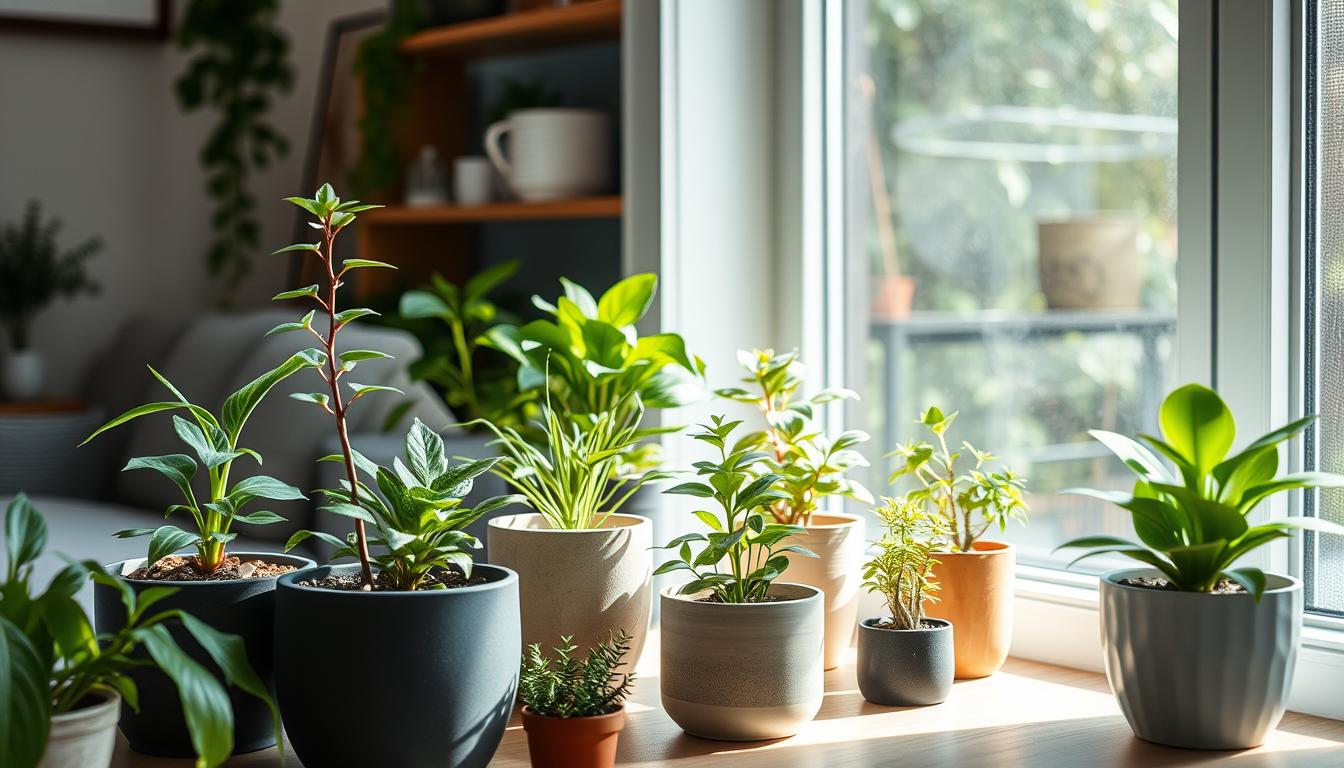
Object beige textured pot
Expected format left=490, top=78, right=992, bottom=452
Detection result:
left=780, top=512, right=865, bottom=670
left=923, top=540, right=1015, bottom=679
left=41, top=689, right=120, bottom=768
left=1037, top=214, right=1144, bottom=309
left=661, top=583, right=824, bottom=741
left=488, top=513, right=652, bottom=668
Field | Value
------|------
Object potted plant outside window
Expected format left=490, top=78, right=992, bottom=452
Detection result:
left=857, top=496, right=954, bottom=706
left=718, top=349, right=873, bottom=670
left=0, top=495, right=278, bottom=768
left=889, top=406, right=1028, bottom=678
left=269, top=186, right=523, bottom=768
left=519, top=631, right=634, bottom=768
left=655, top=416, right=824, bottom=741
left=1059, top=383, right=1344, bottom=750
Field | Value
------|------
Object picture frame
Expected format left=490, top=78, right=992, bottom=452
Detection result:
left=0, top=0, right=171, bottom=39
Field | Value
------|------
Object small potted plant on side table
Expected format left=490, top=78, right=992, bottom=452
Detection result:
left=1059, top=383, right=1344, bottom=750
left=857, top=496, right=954, bottom=706
left=890, top=406, right=1029, bottom=678
left=519, top=631, right=635, bottom=768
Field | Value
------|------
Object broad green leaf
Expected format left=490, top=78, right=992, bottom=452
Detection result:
left=335, top=308, right=379, bottom=325
left=559, top=277, right=598, bottom=318
left=341, top=259, right=396, bottom=271
left=148, top=525, right=200, bottom=566
left=271, top=241, right=320, bottom=254
left=1159, top=383, right=1236, bottom=475
left=272, top=284, right=319, bottom=301
left=398, top=289, right=451, bottom=319
left=40, top=581, right=96, bottom=658
left=135, top=624, right=235, bottom=767
left=171, top=416, right=239, bottom=470
left=339, top=349, right=393, bottom=364
left=464, top=260, right=517, bottom=302
left=124, top=455, right=197, bottom=504
left=229, top=475, right=306, bottom=504
left=232, top=510, right=286, bottom=525
left=1224, top=566, right=1268, bottom=601
left=1238, top=472, right=1344, bottom=514
left=347, top=382, right=404, bottom=398
left=5, top=494, right=45, bottom=579
left=1088, top=429, right=1174, bottom=483
left=580, top=320, right=629, bottom=369
left=285, top=529, right=353, bottom=555
left=221, top=349, right=324, bottom=440
left=0, top=616, right=48, bottom=768
left=82, top=401, right=215, bottom=446
left=322, top=503, right=375, bottom=523
left=177, top=613, right=282, bottom=755
left=265, top=310, right=316, bottom=337
left=289, top=392, right=330, bottom=409
left=405, top=419, right=446, bottom=485
left=664, top=482, right=715, bottom=498
left=597, top=273, right=656, bottom=327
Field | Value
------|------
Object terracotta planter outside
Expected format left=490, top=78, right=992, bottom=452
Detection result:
left=923, top=540, right=1014, bottom=679
left=872, top=275, right=916, bottom=320
left=40, top=690, right=120, bottom=768
left=488, top=513, right=652, bottom=669
left=521, top=706, right=624, bottom=768
left=778, top=512, right=865, bottom=670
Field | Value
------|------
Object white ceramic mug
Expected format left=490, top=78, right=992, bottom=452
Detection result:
left=454, top=156, right=494, bottom=206
left=484, top=108, right=610, bottom=202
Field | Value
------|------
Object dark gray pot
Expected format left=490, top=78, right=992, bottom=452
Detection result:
left=856, top=617, right=953, bottom=706
left=274, top=563, right=520, bottom=768
left=1101, top=568, right=1302, bottom=750
left=93, top=551, right=314, bottom=757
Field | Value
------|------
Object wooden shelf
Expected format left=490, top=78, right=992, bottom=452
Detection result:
left=401, top=0, right=621, bottom=59
left=361, top=196, right=622, bottom=225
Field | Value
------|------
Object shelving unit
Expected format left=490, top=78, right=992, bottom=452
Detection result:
left=400, top=0, right=621, bottom=59
left=362, top=196, right=622, bottom=225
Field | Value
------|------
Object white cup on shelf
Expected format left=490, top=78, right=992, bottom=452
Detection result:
left=484, top=108, right=611, bottom=202
left=454, top=156, right=494, bottom=206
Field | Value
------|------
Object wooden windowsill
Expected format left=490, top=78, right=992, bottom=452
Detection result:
left=113, top=633, right=1344, bottom=766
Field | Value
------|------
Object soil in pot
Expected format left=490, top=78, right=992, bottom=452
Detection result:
left=856, top=617, right=954, bottom=707
left=126, top=555, right=296, bottom=581
left=41, top=690, right=120, bottom=768
left=297, top=567, right=486, bottom=591
left=521, top=706, right=624, bottom=768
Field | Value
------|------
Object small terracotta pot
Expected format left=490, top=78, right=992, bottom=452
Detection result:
left=777, top=512, right=865, bottom=670
left=872, top=275, right=916, bottom=320
left=521, top=706, right=625, bottom=768
left=923, top=540, right=1014, bottom=679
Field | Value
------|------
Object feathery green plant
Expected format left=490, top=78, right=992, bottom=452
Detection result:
left=0, top=200, right=101, bottom=350
left=519, top=631, right=634, bottom=718
left=862, top=496, right=949, bottom=630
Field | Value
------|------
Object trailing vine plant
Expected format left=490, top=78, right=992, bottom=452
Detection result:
left=351, top=0, right=424, bottom=195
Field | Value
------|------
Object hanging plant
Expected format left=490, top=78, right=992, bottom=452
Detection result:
left=351, top=0, right=425, bottom=197
left=176, top=0, right=293, bottom=304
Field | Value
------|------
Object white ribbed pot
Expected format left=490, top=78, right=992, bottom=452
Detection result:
left=660, top=583, right=824, bottom=741
left=40, top=689, right=120, bottom=768
left=488, top=513, right=652, bottom=668
left=3, top=348, right=45, bottom=400
left=1100, top=568, right=1302, bottom=750
left=781, top=512, right=865, bottom=670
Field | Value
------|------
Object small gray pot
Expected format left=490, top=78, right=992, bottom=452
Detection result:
left=856, top=617, right=953, bottom=706
left=1100, top=567, right=1302, bottom=750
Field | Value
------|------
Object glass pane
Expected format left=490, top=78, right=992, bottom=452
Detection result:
left=846, top=0, right=1179, bottom=568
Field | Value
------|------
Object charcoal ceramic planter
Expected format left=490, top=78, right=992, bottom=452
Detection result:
left=93, top=552, right=312, bottom=757
left=1100, top=568, right=1302, bottom=750
left=274, top=563, right=520, bottom=768
left=856, top=618, right=953, bottom=706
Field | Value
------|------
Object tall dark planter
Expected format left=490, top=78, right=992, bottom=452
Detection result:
left=93, top=551, right=313, bottom=757
left=274, top=563, right=521, bottom=768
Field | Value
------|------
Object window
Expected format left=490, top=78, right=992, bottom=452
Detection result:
left=843, top=0, right=1181, bottom=569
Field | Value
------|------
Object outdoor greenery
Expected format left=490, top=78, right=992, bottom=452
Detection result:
left=889, top=406, right=1029, bottom=552
left=519, top=631, right=635, bottom=718
left=287, top=419, right=522, bottom=591
left=176, top=0, right=293, bottom=302
left=0, top=496, right=278, bottom=768
left=862, top=496, right=949, bottom=630
left=1059, top=384, right=1344, bottom=599
left=718, top=349, right=873, bottom=525
left=352, top=0, right=423, bottom=195
left=0, top=201, right=101, bottom=351
left=654, top=416, right=817, bottom=604
left=82, top=356, right=318, bottom=573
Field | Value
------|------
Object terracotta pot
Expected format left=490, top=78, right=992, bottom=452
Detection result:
left=1037, top=214, right=1144, bottom=310
left=872, top=275, right=916, bottom=320
left=521, top=706, right=624, bottom=768
left=488, top=513, right=652, bottom=669
left=923, top=540, right=1014, bottom=679
left=40, top=690, right=120, bottom=768
left=779, top=512, right=865, bottom=670
left=661, top=582, right=824, bottom=741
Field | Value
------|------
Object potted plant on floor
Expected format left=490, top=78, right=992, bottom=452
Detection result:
left=1058, top=383, right=1344, bottom=750
left=0, top=494, right=278, bottom=768
left=80, top=354, right=319, bottom=756
left=270, top=185, right=524, bottom=768
left=717, top=349, right=873, bottom=670
left=857, top=496, right=954, bottom=706
left=519, top=630, right=635, bottom=768
left=655, top=415, right=824, bottom=741
left=889, top=406, right=1028, bottom=678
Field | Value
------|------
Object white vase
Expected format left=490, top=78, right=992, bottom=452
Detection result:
left=774, top=512, right=866, bottom=670
left=40, top=690, right=120, bottom=768
left=4, top=348, right=45, bottom=400
left=484, top=108, right=611, bottom=202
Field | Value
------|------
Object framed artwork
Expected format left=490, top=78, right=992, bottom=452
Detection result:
left=0, top=0, right=170, bottom=38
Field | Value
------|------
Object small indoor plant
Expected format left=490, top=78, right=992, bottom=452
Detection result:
left=655, top=415, right=824, bottom=741
left=80, top=357, right=318, bottom=756
left=0, top=495, right=278, bottom=768
left=269, top=185, right=522, bottom=768
left=889, top=406, right=1029, bottom=678
left=857, top=496, right=954, bottom=706
left=0, top=200, right=101, bottom=399
left=1059, top=383, right=1344, bottom=750
left=718, top=348, right=872, bottom=669
left=519, top=631, right=634, bottom=768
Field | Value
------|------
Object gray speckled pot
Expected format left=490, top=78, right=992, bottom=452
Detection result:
left=660, top=583, right=824, bottom=741
left=274, top=563, right=520, bottom=768
left=856, top=618, right=953, bottom=706
left=1100, top=568, right=1302, bottom=750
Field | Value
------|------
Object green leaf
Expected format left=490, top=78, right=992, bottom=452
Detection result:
left=559, top=277, right=599, bottom=317
left=1159, top=383, right=1236, bottom=475
left=405, top=419, right=446, bottom=485
left=265, top=310, right=316, bottom=337
left=148, top=525, right=200, bottom=566
left=664, top=482, right=715, bottom=498
left=335, top=308, right=379, bottom=326
left=81, top=401, right=211, bottom=446
left=580, top=320, right=629, bottom=369
left=1238, top=472, right=1344, bottom=514
left=171, top=416, right=240, bottom=470
left=221, top=349, right=325, bottom=440
left=40, top=580, right=96, bottom=658
left=232, top=510, right=286, bottom=525
left=597, top=273, right=656, bottom=327
left=398, top=289, right=451, bottom=319
left=177, top=613, right=282, bottom=755
left=322, top=503, right=375, bottom=523
left=5, top=494, right=45, bottom=579
left=1088, top=429, right=1174, bottom=483
left=0, top=616, right=49, bottom=768
left=347, top=382, right=404, bottom=398
left=123, top=454, right=198, bottom=503
left=271, top=241, right=320, bottom=254
left=285, top=529, right=354, bottom=556
left=229, top=475, right=306, bottom=503
left=339, top=349, right=393, bottom=364
left=342, top=258, right=396, bottom=271
left=135, top=624, right=235, bottom=767
left=1224, top=566, right=1268, bottom=601
left=272, top=284, right=320, bottom=301
left=290, top=392, right=330, bottom=409
left=692, top=510, right=723, bottom=532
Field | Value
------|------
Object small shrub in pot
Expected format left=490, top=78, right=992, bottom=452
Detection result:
left=519, top=631, right=634, bottom=768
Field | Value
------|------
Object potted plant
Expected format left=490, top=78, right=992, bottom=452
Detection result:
left=857, top=496, right=954, bottom=706
left=0, top=494, right=278, bottom=768
left=80, top=354, right=319, bottom=756
left=655, top=415, right=824, bottom=741
left=0, top=200, right=101, bottom=399
left=270, top=185, right=523, bottom=768
left=1058, top=383, right=1344, bottom=750
left=717, top=349, right=872, bottom=670
left=889, top=406, right=1029, bottom=678
left=518, top=630, right=634, bottom=768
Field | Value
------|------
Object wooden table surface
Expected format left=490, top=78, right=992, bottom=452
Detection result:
left=114, top=637, right=1344, bottom=767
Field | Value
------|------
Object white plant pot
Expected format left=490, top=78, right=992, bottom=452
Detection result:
left=484, top=108, right=611, bottom=201
left=776, top=512, right=865, bottom=670
left=4, top=348, right=45, bottom=400
left=40, top=689, right=120, bottom=768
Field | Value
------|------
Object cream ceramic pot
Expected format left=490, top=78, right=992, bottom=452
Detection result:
left=779, top=512, right=865, bottom=670
left=488, top=513, right=652, bottom=668
left=660, top=583, right=824, bottom=741
left=40, top=690, right=120, bottom=768
left=484, top=108, right=611, bottom=201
